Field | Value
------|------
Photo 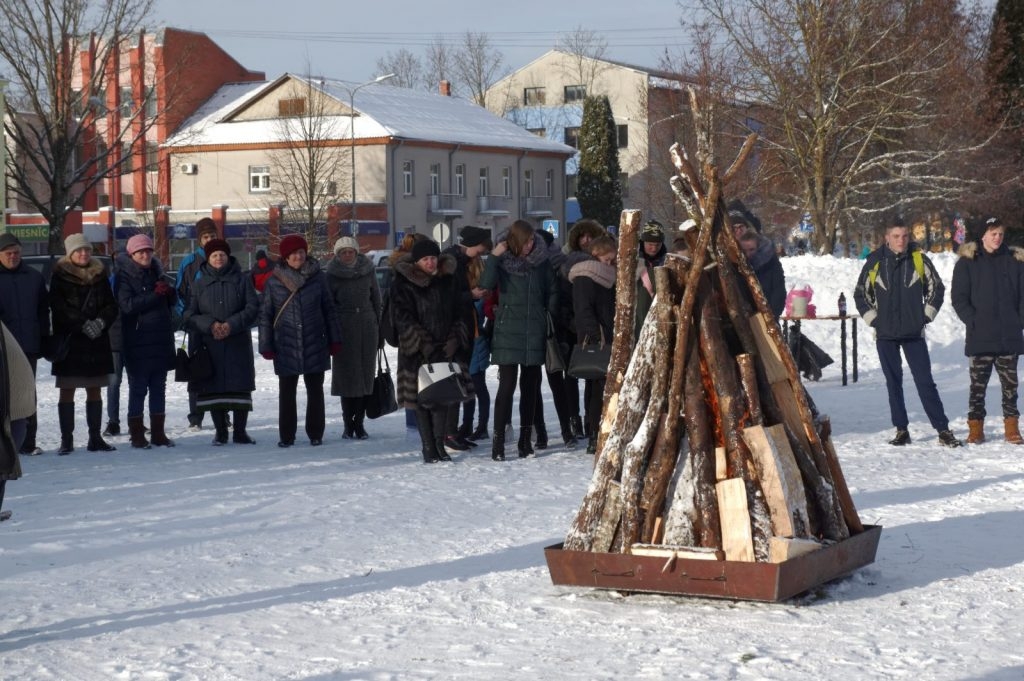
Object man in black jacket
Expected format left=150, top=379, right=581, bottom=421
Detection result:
left=854, top=218, right=961, bottom=447
left=0, top=233, right=49, bottom=455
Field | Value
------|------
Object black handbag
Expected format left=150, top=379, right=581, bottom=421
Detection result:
left=567, top=329, right=611, bottom=380
left=175, top=333, right=214, bottom=383
left=44, top=333, right=72, bottom=363
left=417, top=361, right=469, bottom=407
left=365, top=350, right=399, bottom=419
left=544, top=313, right=566, bottom=374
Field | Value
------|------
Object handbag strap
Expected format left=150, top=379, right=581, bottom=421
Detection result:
left=546, top=312, right=555, bottom=338
left=273, top=289, right=300, bottom=328
left=377, top=348, right=390, bottom=375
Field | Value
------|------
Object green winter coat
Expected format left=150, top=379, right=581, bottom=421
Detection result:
left=479, top=239, right=557, bottom=367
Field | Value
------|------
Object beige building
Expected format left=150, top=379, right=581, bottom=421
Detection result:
left=165, top=74, right=574, bottom=251
left=485, top=49, right=698, bottom=226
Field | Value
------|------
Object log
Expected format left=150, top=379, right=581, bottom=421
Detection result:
left=630, top=544, right=724, bottom=561
left=602, top=209, right=643, bottom=412
left=593, top=481, right=622, bottom=553
left=737, top=354, right=763, bottom=426
left=716, top=478, right=755, bottom=562
left=818, top=417, right=864, bottom=533
left=742, top=424, right=810, bottom=538
left=686, top=337, right=720, bottom=549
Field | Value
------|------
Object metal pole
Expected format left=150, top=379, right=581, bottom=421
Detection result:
left=348, top=74, right=395, bottom=239
left=0, top=78, right=7, bottom=235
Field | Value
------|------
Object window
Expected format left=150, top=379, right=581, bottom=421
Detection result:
left=98, top=193, right=110, bottom=207
left=121, top=143, right=133, bottom=174
left=430, top=163, right=441, bottom=195
left=249, top=165, right=271, bottom=193
left=545, top=169, right=554, bottom=198
left=144, top=87, right=157, bottom=119
left=564, top=85, right=586, bottom=103
left=454, top=164, right=466, bottom=197
left=566, top=174, right=577, bottom=198
left=145, top=142, right=158, bottom=171
left=564, top=127, right=580, bottom=149
left=524, top=87, right=546, bottom=106
left=120, top=87, right=133, bottom=117
left=121, top=193, right=134, bottom=209
left=278, top=97, right=306, bottom=117
left=402, top=160, right=414, bottom=196
left=478, top=167, right=489, bottom=196
left=617, top=124, right=629, bottom=149
left=524, top=169, right=534, bottom=198
left=502, top=167, right=511, bottom=197
left=147, top=192, right=159, bottom=210
left=71, top=89, right=83, bottom=117
left=619, top=172, right=629, bottom=198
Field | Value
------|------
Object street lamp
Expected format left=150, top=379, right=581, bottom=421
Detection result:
left=346, top=73, right=395, bottom=237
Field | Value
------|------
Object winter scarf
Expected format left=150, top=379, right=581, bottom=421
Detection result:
left=568, top=260, right=616, bottom=289
left=496, top=233, right=549, bottom=276
left=272, top=258, right=323, bottom=292
left=326, top=253, right=374, bottom=280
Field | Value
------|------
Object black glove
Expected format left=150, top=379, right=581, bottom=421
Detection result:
left=444, top=337, right=459, bottom=360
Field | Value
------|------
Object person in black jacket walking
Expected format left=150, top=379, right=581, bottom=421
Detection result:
left=116, top=235, right=177, bottom=448
left=0, top=232, right=49, bottom=455
left=951, top=217, right=1024, bottom=445
left=185, top=239, right=260, bottom=445
left=49, top=234, right=119, bottom=454
left=259, top=235, right=342, bottom=447
left=854, top=218, right=961, bottom=448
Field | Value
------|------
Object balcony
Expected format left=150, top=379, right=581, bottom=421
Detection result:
left=521, top=196, right=554, bottom=218
left=476, top=195, right=512, bottom=216
left=428, top=193, right=464, bottom=217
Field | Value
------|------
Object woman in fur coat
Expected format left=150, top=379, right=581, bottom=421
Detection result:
left=391, top=239, right=471, bottom=463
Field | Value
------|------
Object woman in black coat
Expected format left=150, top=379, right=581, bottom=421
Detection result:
left=185, top=239, right=260, bottom=445
left=952, top=218, right=1024, bottom=444
left=391, top=239, right=470, bottom=463
left=48, top=233, right=119, bottom=454
left=115, top=235, right=177, bottom=448
left=326, top=236, right=381, bottom=440
left=569, top=235, right=617, bottom=454
left=258, top=235, right=342, bottom=447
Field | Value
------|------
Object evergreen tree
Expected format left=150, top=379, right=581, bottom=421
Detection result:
left=576, top=95, right=622, bottom=228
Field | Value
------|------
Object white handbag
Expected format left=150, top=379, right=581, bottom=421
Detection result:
left=417, top=362, right=468, bottom=406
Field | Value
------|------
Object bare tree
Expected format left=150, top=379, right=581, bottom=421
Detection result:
left=558, top=26, right=611, bottom=93
left=268, top=76, right=347, bottom=254
left=452, top=32, right=507, bottom=107
left=375, top=49, right=424, bottom=90
left=425, top=37, right=457, bottom=94
left=0, top=0, right=169, bottom=253
left=689, top=0, right=1001, bottom=253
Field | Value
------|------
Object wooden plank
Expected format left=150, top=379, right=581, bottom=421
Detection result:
left=630, top=544, right=724, bottom=560
left=749, top=312, right=789, bottom=384
left=742, top=424, right=811, bottom=538
left=716, top=478, right=755, bottom=562
left=715, top=446, right=727, bottom=481
left=771, top=379, right=811, bottom=453
left=769, top=536, right=824, bottom=563
left=593, top=481, right=622, bottom=553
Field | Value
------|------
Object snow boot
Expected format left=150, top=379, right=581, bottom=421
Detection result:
left=937, top=429, right=962, bottom=448
left=57, top=402, right=75, bottom=454
left=127, top=415, right=151, bottom=449
left=86, top=401, right=116, bottom=451
left=889, top=428, right=911, bottom=446
left=1005, top=417, right=1023, bottom=445
left=966, top=418, right=985, bottom=445
left=211, top=410, right=229, bottom=446
left=341, top=398, right=356, bottom=439
left=517, top=426, right=535, bottom=458
left=232, top=410, right=256, bottom=444
left=149, top=413, right=174, bottom=447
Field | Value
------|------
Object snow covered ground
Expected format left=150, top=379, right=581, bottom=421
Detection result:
left=3, top=253, right=1024, bottom=680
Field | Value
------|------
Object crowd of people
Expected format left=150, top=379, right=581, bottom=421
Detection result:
left=2, top=208, right=1023, bottom=514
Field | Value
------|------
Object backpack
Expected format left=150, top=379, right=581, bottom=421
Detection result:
left=867, top=250, right=924, bottom=292
left=380, top=287, right=398, bottom=347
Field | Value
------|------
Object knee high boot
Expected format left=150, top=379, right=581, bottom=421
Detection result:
left=210, top=410, right=229, bottom=445
left=432, top=408, right=452, bottom=461
left=491, top=427, right=506, bottom=461
left=86, top=401, right=116, bottom=451
left=149, top=413, right=174, bottom=447
left=416, top=405, right=439, bottom=463
left=353, top=396, right=369, bottom=440
left=128, top=415, right=151, bottom=449
left=341, top=397, right=356, bottom=439
left=233, top=410, right=256, bottom=444
left=57, top=402, right=75, bottom=454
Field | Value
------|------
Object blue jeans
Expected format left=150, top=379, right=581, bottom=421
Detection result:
left=126, top=365, right=167, bottom=417
left=876, top=337, right=949, bottom=431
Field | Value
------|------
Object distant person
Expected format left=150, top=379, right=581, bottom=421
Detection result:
left=250, top=248, right=274, bottom=293
left=635, top=220, right=667, bottom=342
left=854, top=217, right=961, bottom=448
left=951, top=218, right=1024, bottom=445
left=0, top=232, right=49, bottom=456
left=175, top=217, right=219, bottom=431
left=49, top=234, right=119, bottom=454
left=0, top=321, right=35, bottom=520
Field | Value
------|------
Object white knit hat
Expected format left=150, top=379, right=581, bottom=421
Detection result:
left=64, top=233, right=92, bottom=255
left=333, top=236, right=360, bottom=255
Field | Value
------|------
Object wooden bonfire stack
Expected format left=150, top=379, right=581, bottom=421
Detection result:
left=560, top=91, right=866, bottom=574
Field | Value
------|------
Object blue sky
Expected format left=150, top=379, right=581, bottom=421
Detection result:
left=153, top=0, right=692, bottom=83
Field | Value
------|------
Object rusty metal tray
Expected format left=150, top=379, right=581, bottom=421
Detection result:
left=544, top=525, right=881, bottom=602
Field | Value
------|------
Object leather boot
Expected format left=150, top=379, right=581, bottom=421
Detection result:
left=434, top=437, right=453, bottom=462
left=491, top=427, right=506, bottom=461
left=341, top=398, right=356, bottom=439
left=518, top=425, right=535, bottom=458
left=1005, top=416, right=1024, bottom=445
left=570, top=415, right=585, bottom=440
left=86, top=401, right=116, bottom=451
left=966, top=418, right=985, bottom=444
left=469, top=424, right=490, bottom=441
left=534, top=421, right=548, bottom=450
left=211, top=410, right=229, bottom=446
left=416, top=406, right=439, bottom=463
left=57, top=402, right=75, bottom=455
left=149, top=413, right=174, bottom=447
left=561, top=422, right=578, bottom=448
left=233, top=410, right=256, bottom=444
left=128, top=415, right=151, bottom=449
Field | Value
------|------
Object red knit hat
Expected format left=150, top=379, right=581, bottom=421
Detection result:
left=279, top=234, right=308, bottom=260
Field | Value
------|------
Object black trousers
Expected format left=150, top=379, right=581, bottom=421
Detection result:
left=279, top=371, right=326, bottom=442
left=493, top=364, right=542, bottom=437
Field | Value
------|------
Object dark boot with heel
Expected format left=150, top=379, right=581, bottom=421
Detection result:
left=518, top=426, right=535, bottom=458
left=233, top=410, right=256, bottom=444
left=57, top=402, right=75, bottom=455
left=491, top=428, right=506, bottom=461
left=86, top=401, right=116, bottom=452
left=149, top=413, right=174, bottom=447
left=128, top=415, right=151, bottom=449
left=211, top=410, right=229, bottom=446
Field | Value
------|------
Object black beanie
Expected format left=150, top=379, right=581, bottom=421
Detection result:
left=410, top=239, right=441, bottom=263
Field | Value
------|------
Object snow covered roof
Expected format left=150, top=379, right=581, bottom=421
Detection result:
left=165, top=75, right=575, bottom=156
